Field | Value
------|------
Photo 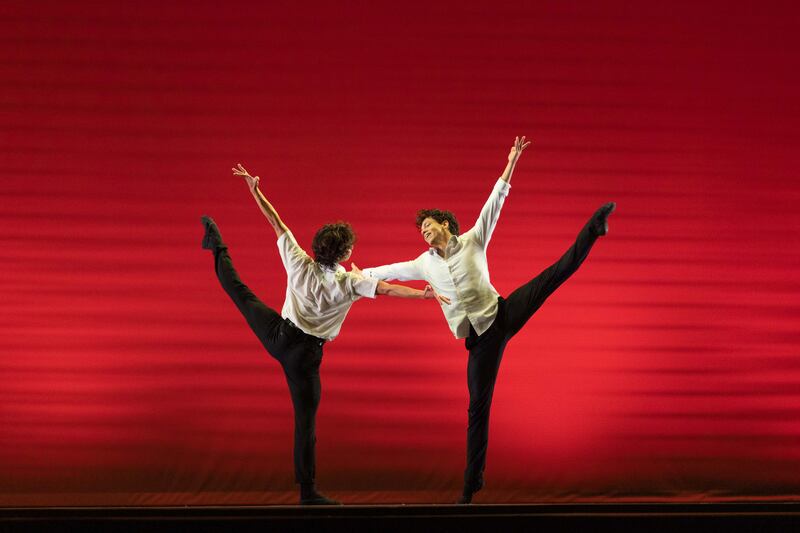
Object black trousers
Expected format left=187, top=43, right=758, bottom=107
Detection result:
left=462, top=215, right=600, bottom=490
left=212, top=247, right=325, bottom=484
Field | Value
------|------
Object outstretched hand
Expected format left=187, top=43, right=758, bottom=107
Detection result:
left=508, top=135, right=531, bottom=163
left=424, top=284, right=451, bottom=305
left=350, top=262, right=364, bottom=278
left=232, top=163, right=260, bottom=192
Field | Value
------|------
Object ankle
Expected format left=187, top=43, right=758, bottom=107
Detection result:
left=300, top=482, right=318, bottom=499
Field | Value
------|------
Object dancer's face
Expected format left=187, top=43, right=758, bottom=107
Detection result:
left=339, top=247, right=353, bottom=262
left=420, top=217, right=450, bottom=246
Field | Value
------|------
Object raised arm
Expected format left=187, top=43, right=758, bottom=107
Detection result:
left=232, top=163, right=289, bottom=238
left=470, top=136, right=531, bottom=247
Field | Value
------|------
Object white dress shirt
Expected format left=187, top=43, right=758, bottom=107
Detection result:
left=278, top=230, right=378, bottom=341
left=363, top=179, right=510, bottom=339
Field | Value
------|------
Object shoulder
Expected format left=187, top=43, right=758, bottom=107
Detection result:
left=278, top=230, right=310, bottom=258
left=419, top=250, right=437, bottom=263
left=335, top=269, right=351, bottom=282
left=458, top=229, right=476, bottom=243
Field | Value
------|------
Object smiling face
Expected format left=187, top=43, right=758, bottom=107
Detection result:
left=420, top=217, right=450, bottom=247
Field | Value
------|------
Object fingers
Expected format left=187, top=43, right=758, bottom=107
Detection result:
left=425, top=285, right=451, bottom=305
left=514, top=135, right=531, bottom=152
left=423, top=285, right=435, bottom=300
left=512, top=135, right=530, bottom=153
left=232, top=163, right=250, bottom=176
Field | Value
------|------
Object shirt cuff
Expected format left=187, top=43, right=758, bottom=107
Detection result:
left=276, top=230, right=294, bottom=248
left=494, top=178, right=511, bottom=195
left=355, top=276, right=379, bottom=299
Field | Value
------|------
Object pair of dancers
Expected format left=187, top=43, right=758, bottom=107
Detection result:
left=201, top=137, right=615, bottom=505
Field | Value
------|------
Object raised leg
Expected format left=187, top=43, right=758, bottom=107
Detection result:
left=202, top=216, right=284, bottom=351
left=502, top=203, right=613, bottom=338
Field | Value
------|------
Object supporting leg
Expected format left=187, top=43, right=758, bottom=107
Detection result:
left=283, top=344, right=339, bottom=505
left=461, top=323, right=507, bottom=504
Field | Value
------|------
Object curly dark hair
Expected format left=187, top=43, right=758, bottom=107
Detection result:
left=312, top=221, right=356, bottom=269
left=415, top=209, right=460, bottom=236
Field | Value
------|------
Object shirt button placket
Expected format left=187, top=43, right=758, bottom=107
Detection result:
left=448, top=261, right=464, bottom=303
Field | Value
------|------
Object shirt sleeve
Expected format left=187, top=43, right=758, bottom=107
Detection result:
left=468, top=179, right=510, bottom=248
left=277, top=230, right=312, bottom=277
left=347, top=273, right=379, bottom=300
left=362, top=256, right=425, bottom=282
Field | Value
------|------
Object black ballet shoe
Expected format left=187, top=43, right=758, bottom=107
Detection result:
left=299, top=492, right=342, bottom=506
left=457, top=477, right=484, bottom=504
left=591, top=202, right=616, bottom=236
left=200, top=215, right=226, bottom=251
left=457, top=492, right=473, bottom=505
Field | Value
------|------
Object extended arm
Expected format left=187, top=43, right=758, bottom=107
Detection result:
left=376, top=281, right=451, bottom=305
left=362, top=259, right=425, bottom=282
left=232, top=163, right=289, bottom=238
left=469, top=136, right=531, bottom=247
left=351, top=263, right=450, bottom=304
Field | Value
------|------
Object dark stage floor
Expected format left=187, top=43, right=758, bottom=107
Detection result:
left=2, top=503, right=800, bottom=532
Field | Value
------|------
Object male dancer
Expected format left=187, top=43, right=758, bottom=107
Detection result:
left=201, top=164, right=448, bottom=505
left=362, top=137, right=616, bottom=503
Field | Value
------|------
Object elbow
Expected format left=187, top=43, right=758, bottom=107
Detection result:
left=375, top=281, right=391, bottom=296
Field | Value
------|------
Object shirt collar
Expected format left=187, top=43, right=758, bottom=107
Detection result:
left=428, top=234, right=459, bottom=256
left=320, top=263, right=344, bottom=274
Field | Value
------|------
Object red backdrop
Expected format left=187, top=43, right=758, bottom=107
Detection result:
left=1, top=1, right=799, bottom=505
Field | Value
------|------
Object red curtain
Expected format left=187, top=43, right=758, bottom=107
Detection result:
left=2, top=1, right=799, bottom=505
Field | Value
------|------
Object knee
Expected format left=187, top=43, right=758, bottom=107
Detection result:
left=294, top=410, right=316, bottom=433
left=290, top=390, right=320, bottom=422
